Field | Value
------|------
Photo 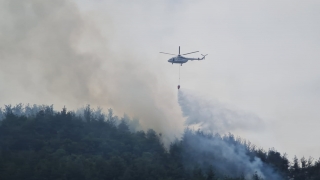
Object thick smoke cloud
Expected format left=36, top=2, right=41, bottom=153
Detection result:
left=178, top=90, right=264, bottom=134
left=0, top=0, right=183, bottom=143
left=0, top=0, right=106, bottom=105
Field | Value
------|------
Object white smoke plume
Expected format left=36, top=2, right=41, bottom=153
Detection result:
left=178, top=90, right=264, bottom=134
left=178, top=90, right=282, bottom=179
left=181, top=130, right=283, bottom=179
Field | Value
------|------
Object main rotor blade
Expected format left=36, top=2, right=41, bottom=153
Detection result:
left=181, top=51, right=199, bottom=55
left=159, top=52, right=177, bottom=55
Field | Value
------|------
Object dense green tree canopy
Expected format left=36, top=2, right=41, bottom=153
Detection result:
left=0, top=105, right=319, bottom=180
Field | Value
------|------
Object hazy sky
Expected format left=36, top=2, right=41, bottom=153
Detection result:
left=1, top=0, right=320, bottom=159
left=78, top=0, right=320, bottom=159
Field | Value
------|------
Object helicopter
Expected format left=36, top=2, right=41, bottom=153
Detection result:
left=160, top=46, right=207, bottom=66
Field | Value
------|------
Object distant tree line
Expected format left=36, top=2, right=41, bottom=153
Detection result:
left=0, top=104, right=319, bottom=180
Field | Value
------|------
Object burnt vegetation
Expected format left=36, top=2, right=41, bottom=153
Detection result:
left=0, top=104, right=319, bottom=180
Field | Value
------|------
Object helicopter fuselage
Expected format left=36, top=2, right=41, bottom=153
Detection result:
left=168, top=55, right=202, bottom=65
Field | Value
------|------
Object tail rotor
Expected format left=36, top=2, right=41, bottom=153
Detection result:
left=201, top=54, right=208, bottom=59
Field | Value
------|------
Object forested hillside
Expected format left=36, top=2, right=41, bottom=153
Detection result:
left=0, top=105, right=319, bottom=180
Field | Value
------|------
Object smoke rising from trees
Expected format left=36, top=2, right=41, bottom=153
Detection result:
left=176, top=90, right=282, bottom=179
left=181, top=130, right=283, bottom=179
left=0, top=0, right=183, bottom=142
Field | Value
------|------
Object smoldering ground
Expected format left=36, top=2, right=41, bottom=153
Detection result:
left=0, top=0, right=184, bottom=143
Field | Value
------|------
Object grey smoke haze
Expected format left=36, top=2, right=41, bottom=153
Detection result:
left=178, top=90, right=264, bottom=134
left=0, top=0, right=183, bottom=143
